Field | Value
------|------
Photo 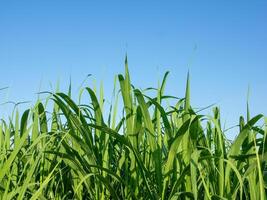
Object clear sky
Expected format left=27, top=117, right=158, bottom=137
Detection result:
left=0, top=0, right=266, bottom=138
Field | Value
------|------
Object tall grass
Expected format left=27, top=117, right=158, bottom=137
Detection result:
left=0, top=58, right=266, bottom=199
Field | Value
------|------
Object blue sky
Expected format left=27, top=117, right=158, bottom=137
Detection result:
left=0, top=0, right=266, bottom=138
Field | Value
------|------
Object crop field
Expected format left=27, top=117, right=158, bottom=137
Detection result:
left=0, top=59, right=266, bottom=199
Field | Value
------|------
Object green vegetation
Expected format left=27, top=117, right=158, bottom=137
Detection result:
left=0, top=58, right=266, bottom=199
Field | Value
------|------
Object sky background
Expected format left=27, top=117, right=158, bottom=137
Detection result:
left=0, top=0, right=266, bottom=139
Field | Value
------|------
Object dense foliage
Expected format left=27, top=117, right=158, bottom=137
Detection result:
left=0, top=59, right=266, bottom=199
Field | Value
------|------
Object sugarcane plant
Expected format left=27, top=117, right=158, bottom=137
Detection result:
left=0, top=57, right=266, bottom=199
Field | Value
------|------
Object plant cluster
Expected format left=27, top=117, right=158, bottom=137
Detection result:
left=0, top=58, right=266, bottom=199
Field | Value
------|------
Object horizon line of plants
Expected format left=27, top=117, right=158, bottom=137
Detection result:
left=0, top=57, right=266, bottom=199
